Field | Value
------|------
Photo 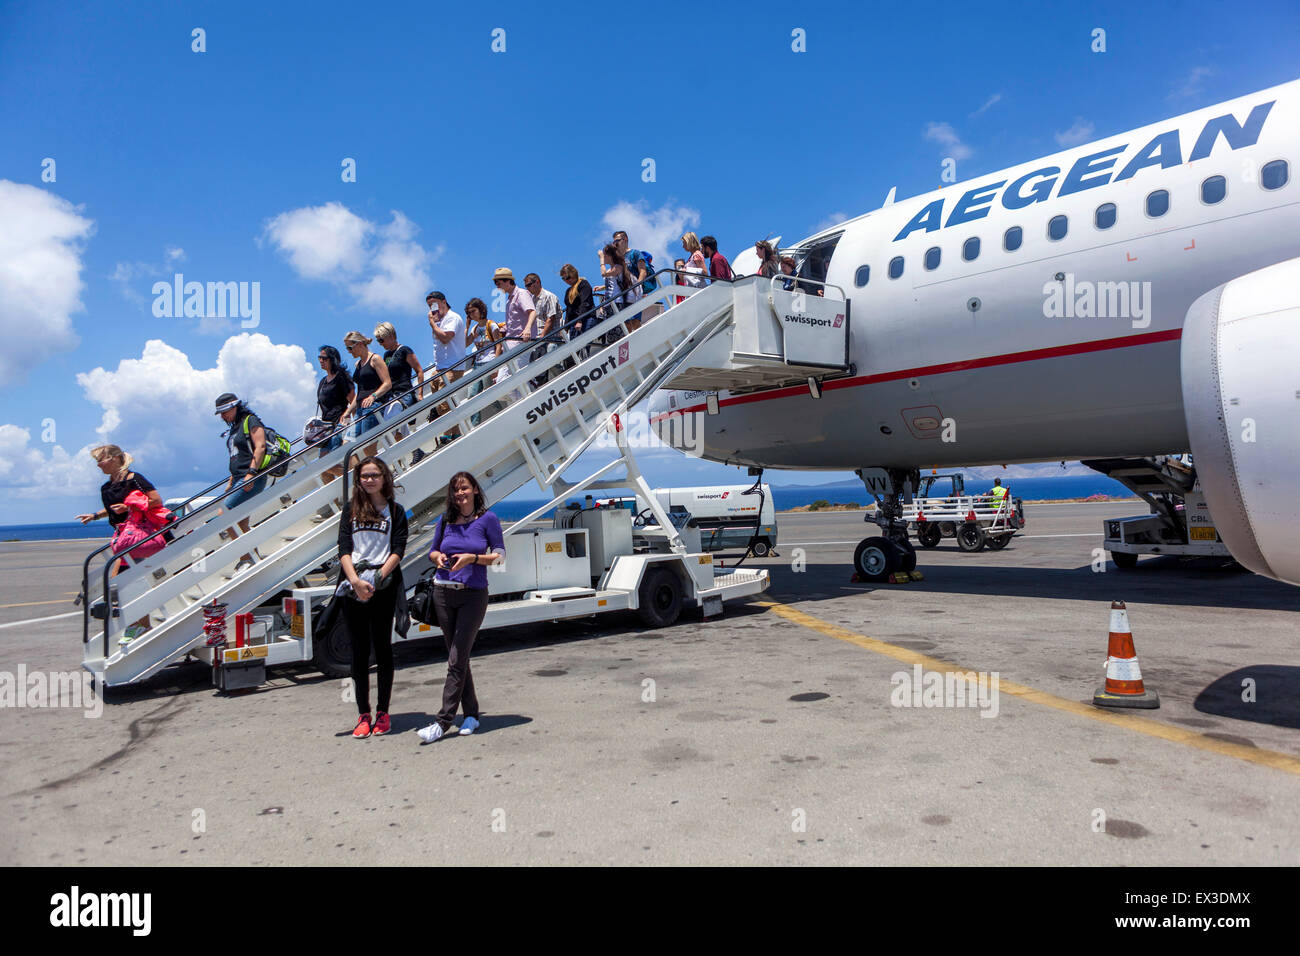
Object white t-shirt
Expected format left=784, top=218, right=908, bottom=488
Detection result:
left=432, top=309, right=467, bottom=372
left=338, top=504, right=391, bottom=596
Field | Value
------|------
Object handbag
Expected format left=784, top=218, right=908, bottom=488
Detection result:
left=110, top=512, right=167, bottom=562
left=408, top=517, right=447, bottom=625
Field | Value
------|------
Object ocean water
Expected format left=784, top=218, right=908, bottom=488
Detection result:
left=0, top=476, right=1136, bottom=542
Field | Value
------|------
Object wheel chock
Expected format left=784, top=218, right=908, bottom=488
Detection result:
left=909, top=570, right=925, bottom=581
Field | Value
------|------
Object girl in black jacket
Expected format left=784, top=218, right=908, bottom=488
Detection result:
left=337, top=456, right=408, bottom=738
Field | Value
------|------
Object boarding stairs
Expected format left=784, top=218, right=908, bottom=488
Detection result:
left=82, top=274, right=852, bottom=685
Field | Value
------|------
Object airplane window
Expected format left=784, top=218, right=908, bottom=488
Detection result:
left=855, top=265, right=870, bottom=287
left=1261, top=160, right=1289, bottom=190
left=1200, top=176, right=1226, bottom=204
left=1048, top=215, right=1068, bottom=240
left=924, top=247, right=941, bottom=270
left=1095, top=203, right=1117, bottom=229
left=889, top=256, right=904, bottom=279
left=1146, top=189, right=1169, bottom=217
left=962, top=237, right=980, bottom=261
left=1004, top=226, right=1022, bottom=252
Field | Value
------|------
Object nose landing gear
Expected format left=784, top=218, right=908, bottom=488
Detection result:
left=852, top=467, right=920, bottom=582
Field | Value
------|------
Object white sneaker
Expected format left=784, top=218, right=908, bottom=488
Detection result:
left=459, top=716, right=480, bottom=736
left=416, top=723, right=444, bottom=743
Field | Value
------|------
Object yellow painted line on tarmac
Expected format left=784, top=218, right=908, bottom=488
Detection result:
left=0, top=598, right=74, bottom=609
left=756, top=599, right=1300, bottom=777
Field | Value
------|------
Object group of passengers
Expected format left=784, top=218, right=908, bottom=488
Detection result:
left=73, top=229, right=812, bottom=731
left=73, top=229, right=781, bottom=616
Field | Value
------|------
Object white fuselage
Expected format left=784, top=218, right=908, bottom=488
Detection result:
left=662, top=79, right=1300, bottom=472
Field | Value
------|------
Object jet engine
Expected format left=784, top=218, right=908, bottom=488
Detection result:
left=1181, top=257, right=1300, bottom=586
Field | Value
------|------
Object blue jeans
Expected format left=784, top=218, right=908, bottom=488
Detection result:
left=225, top=474, right=268, bottom=509
left=383, top=389, right=417, bottom=420
left=348, top=405, right=383, bottom=441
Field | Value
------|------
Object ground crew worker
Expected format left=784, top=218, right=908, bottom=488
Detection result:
left=988, top=478, right=1009, bottom=510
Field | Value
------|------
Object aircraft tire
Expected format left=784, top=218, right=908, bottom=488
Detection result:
left=853, top=536, right=896, bottom=582
left=893, top=539, right=918, bottom=572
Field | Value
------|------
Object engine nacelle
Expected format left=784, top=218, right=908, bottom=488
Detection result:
left=1181, top=257, right=1300, bottom=586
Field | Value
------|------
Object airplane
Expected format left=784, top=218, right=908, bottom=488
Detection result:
left=650, top=78, right=1300, bottom=587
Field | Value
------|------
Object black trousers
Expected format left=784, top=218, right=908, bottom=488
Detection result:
left=342, top=585, right=398, bottom=716
left=433, top=586, right=488, bottom=730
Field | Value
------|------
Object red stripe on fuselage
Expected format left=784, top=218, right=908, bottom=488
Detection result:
left=655, top=328, right=1183, bottom=419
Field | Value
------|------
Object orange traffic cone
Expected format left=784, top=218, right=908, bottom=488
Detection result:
left=1092, top=600, right=1159, bottom=709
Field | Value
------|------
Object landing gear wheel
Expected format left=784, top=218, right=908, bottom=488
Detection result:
left=917, top=524, right=942, bottom=549
left=893, top=539, right=917, bottom=573
left=636, top=567, right=683, bottom=628
left=986, top=533, right=1012, bottom=551
left=1111, top=550, right=1138, bottom=569
left=853, top=536, right=897, bottom=582
left=956, top=523, right=987, bottom=552
left=749, top=538, right=771, bottom=558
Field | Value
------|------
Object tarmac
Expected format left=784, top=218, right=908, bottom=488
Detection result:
left=1, top=501, right=1297, bottom=865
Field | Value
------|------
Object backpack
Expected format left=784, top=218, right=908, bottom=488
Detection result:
left=628, top=250, right=655, bottom=294
left=244, top=414, right=293, bottom=478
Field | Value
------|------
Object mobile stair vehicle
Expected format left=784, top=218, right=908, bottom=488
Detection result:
left=80, top=273, right=851, bottom=688
left=1083, top=455, right=1232, bottom=569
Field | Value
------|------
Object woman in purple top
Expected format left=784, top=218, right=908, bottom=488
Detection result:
left=417, top=471, right=503, bottom=743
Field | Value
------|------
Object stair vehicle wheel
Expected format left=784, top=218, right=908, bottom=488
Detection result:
left=853, top=536, right=897, bottom=582
left=1111, top=550, right=1138, bottom=569
left=312, top=612, right=352, bottom=678
left=893, top=539, right=918, bottom=572
left=938, top=521, right=957, bottom=538
left=637, top=567, right=683, bottom=628
left=986, top=532, right=1012, bottom=551
left=956, top=523, right=986, bottom=552
left=749, top=537, right=771, bottom=558
left=917, top=524, right=942, bottom=549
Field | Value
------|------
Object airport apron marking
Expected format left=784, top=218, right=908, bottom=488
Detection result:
left=0, top=610, right=81, bottom=630
left=757, top=599, right=1300, bottom=777
left=656, top=328, right=1182, bottom=420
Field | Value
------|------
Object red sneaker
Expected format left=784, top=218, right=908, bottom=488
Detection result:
left=372, top=712, right=391, bottom=736
left=352, top=714, right=372, bottom=738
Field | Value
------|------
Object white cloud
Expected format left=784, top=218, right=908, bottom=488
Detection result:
left=263, top=202, right=434, bottom=312
left=1170, top=66, right=1214, bottom=101
left=109, top=246, right=188, bottom=305
left=0, top=424, right=101, bottom=500
left=923, top=122, right=973, bottom=161
left=58, top=334, right=317, bottom=493
left=1054, top=118, right=1096, bottom=148
left=813, top=211, right=848, bottom=234
left=969, top=93, right=1002, bottom=118
left=600, top=200, right=701, bottom=277
left=347, top=212, right=433, bottom=311
left=0, top=181, right=93, bottom=381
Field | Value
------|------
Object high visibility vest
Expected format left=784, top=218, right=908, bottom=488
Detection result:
left=989, top=485, right=1008, bottom=507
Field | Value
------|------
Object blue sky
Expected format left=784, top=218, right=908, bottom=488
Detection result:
left=1, top=0, right=1298, bottom=525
